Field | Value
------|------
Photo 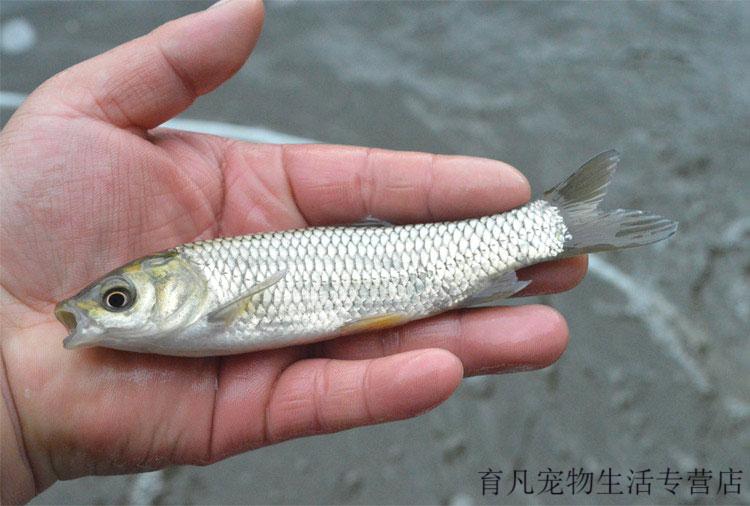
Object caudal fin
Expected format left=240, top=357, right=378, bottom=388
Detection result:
left=544, top=150, right=678, bottom=255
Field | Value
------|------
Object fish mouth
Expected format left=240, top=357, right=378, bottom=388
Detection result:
left=55, top=302, right=97, bottom=349
left=56, top=308, right=77, bottom=332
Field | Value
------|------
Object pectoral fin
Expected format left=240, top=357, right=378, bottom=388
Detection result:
left=460, top=271, right=530, bottom=308
left=340, top=312, right=410, bottom=334
left=207, top=270, right=286, bottom=325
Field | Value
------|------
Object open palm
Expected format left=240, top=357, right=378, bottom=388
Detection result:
left=0, top=1, right=585, bottom=501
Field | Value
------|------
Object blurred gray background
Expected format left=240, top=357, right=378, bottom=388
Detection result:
left=2, top=1, right=748, bottom=504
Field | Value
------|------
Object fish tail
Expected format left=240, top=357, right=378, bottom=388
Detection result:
left=544, top=150, right=678, bottom=256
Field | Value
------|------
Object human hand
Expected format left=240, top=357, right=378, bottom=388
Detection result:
left=0, top=1, right=586, bottom=502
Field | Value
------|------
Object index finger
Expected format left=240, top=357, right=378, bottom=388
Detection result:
left=214, top=140, right=585, bottom=293
left=279, top=144, right=531, bottom=225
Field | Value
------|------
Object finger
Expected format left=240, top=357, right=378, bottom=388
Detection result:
left=267, top=349, right=462, bottom=444
left=315, top=305, right=569, bottom=376
left=205, top=348, right=304, bottom=461
left=515, top=255, right=589, bottom=297
left=28, top=0, right=263, bottom=130
left=279, top=144, right=531, bottom=225
left=211, top=349, right=462, bottom=455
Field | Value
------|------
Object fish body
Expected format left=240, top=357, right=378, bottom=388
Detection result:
left=55, top=151, right=677, bottom=356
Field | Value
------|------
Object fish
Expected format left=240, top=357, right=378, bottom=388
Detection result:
left=54, top=150, right=677, bottom=356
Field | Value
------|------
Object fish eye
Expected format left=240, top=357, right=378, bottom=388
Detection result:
left=102, top=287, right=134, bottom=311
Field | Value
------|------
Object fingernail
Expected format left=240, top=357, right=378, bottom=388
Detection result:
left=208, top=0, right=235, bottom=9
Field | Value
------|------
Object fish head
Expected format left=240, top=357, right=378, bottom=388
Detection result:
left=55, top=252, right=209, bottom=352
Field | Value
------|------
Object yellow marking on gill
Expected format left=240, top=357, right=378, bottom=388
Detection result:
left=122, top=252, right=179, bottom=276
left=76, top=299, right=106, bottom=317
left=121, top=260, right=143, bottom=273
left=148, top=259, right=183, bottom=280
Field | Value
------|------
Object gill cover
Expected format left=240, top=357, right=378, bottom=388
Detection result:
left=56, top=251, right=209, bottom=351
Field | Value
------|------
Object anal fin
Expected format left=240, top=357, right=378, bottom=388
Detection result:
left=340, top=312, right=410, bottom=334
left=460, top=271, right=530, bottom=308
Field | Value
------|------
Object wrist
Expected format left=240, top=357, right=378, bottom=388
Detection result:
left=1, top=353, right=38, bottom=505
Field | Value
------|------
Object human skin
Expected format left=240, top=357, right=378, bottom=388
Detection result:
left=0, top=1, right=587, bottom=503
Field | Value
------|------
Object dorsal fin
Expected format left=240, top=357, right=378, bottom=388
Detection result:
left=350, top=215, right=394, bottom=227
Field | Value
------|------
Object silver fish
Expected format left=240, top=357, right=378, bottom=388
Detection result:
left=55, top=151, right=677, bottom=356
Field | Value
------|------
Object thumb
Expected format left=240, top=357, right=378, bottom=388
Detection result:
left=25, top=0, right=264, bottom=130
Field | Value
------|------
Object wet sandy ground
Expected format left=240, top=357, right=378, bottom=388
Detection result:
left=2, top=1, right=748, bottom=504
